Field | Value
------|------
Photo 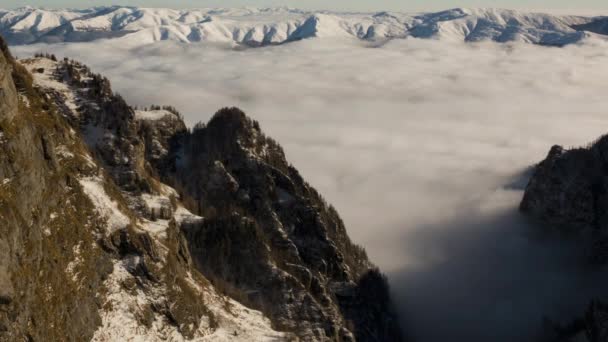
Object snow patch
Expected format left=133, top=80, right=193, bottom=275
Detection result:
left=65, top=242, right=83, bottom=283
left=139, top=219, right=171, bottom=239
left=141, top=193, right=171, bottom=213
left=174, top=206, right=204, bottom=225
left=18, top=94, right=30, bottom=107
left=183, top=273, right=286, bottom=342
left=92, top=257, right=186, bottom=342
left=80, top=152, right=97, bottom=168
left=55, top=145, right=75, bottom=160
left=135, top=109, right=175, bottom=121
left=93, top=257, right=284, bottom=341
left=159, top=183, right=179, bottom=197
left=26, top=58, right=82, bottom=118
left=79, top=176, right=130, bottom=234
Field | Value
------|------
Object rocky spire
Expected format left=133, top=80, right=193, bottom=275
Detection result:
left=151, top=106, right=403, bottom=340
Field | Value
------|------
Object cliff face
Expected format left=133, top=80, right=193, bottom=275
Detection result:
left=0, top=43, right=17, bottom=123
left=0, top=38, right=112, bottom=341
left=521, top=140, right=608, bottom=264
left=162, top=108, right=402, bottom=340
left=0, top=36, right=402, bottom=341
left=520, top=138, right=608, bottom=341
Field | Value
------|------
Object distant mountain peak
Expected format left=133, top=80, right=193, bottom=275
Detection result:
left=1, top=6, right=606, bottom=47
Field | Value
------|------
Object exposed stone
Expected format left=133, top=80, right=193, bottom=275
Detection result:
left=521, top=135, right=608, bottom=340
left=156, top=107, right=403, bottom=340
left=0, top=42, right=17, bottom=122
left=0, top=37, right=111, bottom=341
left=521, top=136, right=608, bottom=262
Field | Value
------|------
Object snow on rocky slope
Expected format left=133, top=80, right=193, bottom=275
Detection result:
left=5, top=54, right=286, bottom=342
left=4, top=48, right=402, bottom=340
left=0, top=6, right=605, bottom=46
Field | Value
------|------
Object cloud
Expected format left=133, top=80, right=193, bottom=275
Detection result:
left=13, top=37, right=608, bottom=340
left=391, top=185, right=608, bottom=341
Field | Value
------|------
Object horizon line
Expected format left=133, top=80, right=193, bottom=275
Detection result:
left=0, top=5, right=605, bottom=17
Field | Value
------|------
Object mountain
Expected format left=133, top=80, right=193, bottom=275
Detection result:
left=520, top=137, right=608, bottom=340
left=521, top=138, right=608, bottom=265
left=572, top=17, right=608, bottom=36
left=0, top=36, right=402, bottom=341
left=0, top=6, right=605, bottom=47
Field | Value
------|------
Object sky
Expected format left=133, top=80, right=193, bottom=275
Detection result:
left=3, top=0, right=608, bottom=13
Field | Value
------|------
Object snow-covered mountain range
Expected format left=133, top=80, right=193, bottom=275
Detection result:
left=1, top=6, right=607, bottom=47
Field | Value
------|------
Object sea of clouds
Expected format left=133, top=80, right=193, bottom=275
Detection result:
left=13, top=36, right=608, bottom=341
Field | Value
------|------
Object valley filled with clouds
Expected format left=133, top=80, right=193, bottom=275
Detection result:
left=14, top=36, right=608, bottom=340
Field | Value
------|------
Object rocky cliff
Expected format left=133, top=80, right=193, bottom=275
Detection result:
left=164, top=108, right=402, bottom=341
left=521, top=137, right=608, bottom=342
left=0, top=36, right=402, bottom=341
left=521, top=139, right=608, bottom=264
left=0, top=37, right=113, bottom=341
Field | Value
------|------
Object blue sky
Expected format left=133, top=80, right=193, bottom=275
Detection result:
left=3, top=0, right=608, bottom=12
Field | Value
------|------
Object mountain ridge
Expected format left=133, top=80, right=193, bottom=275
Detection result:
left=1, top=6, right=606, bottom=47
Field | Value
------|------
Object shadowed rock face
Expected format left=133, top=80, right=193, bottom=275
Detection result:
left=572, top=18, right=608, bottom=36
left=521, top=138, right=608, bottom=263
left=155, top=107, right=403, bottom=341
left=521, top=145, right=598, bottom=232
left=520, top=136, right=608, bottom=341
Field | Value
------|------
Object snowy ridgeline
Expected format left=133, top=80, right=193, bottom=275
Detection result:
left=1, top=6, right=608, bottom=47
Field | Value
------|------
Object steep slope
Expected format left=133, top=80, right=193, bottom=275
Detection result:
left=0, top=34, right=112, bottom=341
left=159, top=108, right=403, bottom=340
left=572, top=17, right=608, bottom=36
left=520, top=136, right=608, bottom=341
left=2, top=38, right=404, bottom=341
left=0, top=36, right=286, bottom=341
left=0, top=6, right=85, bottom=44
left=521, top=139, right=608, bottom=264
left=409, top=8, right=591, bottom=45
left=0, top=6, right=604, bottom=47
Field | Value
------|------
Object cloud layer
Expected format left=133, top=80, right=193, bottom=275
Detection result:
left=13, top=37, right=608, bottom=340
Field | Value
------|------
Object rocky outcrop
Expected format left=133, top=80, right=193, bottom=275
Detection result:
left=137, top=109, right=187, bottom=176
left=44, top=58, right=152, bottom=192
left=521, top=136, right=608, bottom=341
left=150, top=107, right=403, bottom=341
left=1, top=36, right=403, bottom=341
left=520, top=138, right=608, bottom=263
